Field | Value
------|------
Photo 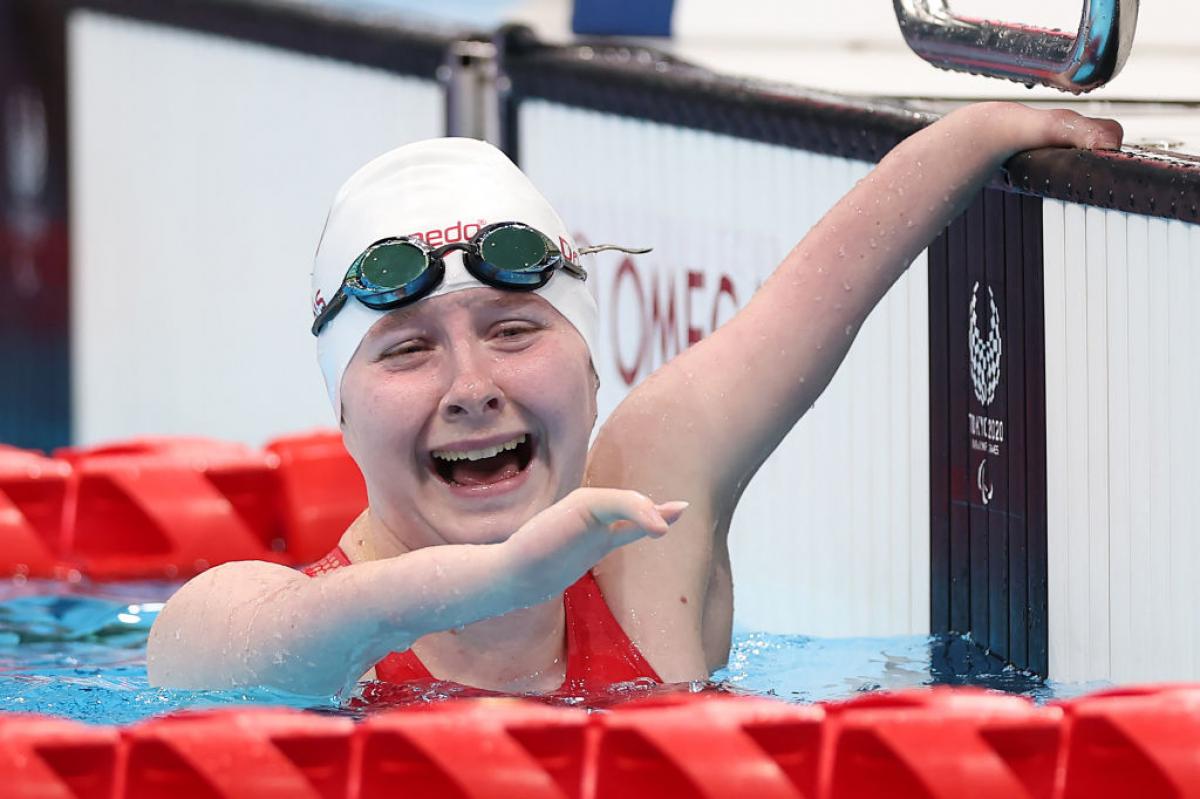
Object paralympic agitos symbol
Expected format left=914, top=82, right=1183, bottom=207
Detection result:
left=969, top=281, right=1002, bottom=407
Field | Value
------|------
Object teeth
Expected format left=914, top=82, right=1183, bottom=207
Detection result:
left=432, top=435, right=526, bottom=463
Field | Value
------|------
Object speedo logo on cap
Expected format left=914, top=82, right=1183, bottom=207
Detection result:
left=408, top=219, right=486, bottom=247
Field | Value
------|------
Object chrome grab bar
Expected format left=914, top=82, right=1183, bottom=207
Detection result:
left=893, top=0, right=1139, bottom=93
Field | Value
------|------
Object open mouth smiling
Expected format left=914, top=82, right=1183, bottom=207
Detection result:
left=430, top=433, right=535, bottom=487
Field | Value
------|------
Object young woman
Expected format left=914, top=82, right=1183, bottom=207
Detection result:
left=147, top=103, right=1121, bottom=697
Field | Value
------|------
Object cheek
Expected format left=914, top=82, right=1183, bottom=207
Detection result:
left=505, top=345, right=594, bottom=437
left=340, top=365, right=434, bottom=465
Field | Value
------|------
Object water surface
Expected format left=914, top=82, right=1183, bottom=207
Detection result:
left=0, top=579, right=1105, bottom=725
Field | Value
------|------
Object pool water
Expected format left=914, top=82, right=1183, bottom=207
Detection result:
left=0, top=580, right=1106, bottom=725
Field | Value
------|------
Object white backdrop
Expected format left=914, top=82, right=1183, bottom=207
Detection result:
left=1043, top=200, right=1200, bottom=682
left=521, top=102, right=931, bottom=636
left=69, top=10, right=443, bottom=445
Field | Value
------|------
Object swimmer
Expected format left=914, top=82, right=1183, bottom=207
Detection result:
left=147, top=103, right=1121, bottom=696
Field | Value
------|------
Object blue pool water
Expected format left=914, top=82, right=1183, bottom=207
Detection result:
left=0, top=579, right=1106, bottom=725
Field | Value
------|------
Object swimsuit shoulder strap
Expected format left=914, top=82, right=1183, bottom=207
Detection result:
left=300, top=545, right=351, bottom=576
left=562, top=571, right=662, bottom=689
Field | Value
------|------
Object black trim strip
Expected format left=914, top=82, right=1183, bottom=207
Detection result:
left=1, top=0, right=72, bottom=451
left=1023, top=196, right=1049, bottom=677
left=946, top=205, right=971, bottom=636
left=964, top=196, right=989, bottom=648
left=1006, top=147, right=1200, bottom=225
left=503, top=38, right=1200, bottom=225
left=503, top=40, right=924, bottom=164
left=1004, top=191, right=1029, bottom=669
left=929, top=190, right=1049, bottom=676
left=983, top=189, right=1009, bottom=660
left=65, top=0, right=461, bottom=78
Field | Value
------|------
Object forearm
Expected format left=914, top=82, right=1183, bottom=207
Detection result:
left=786, top=106, right=1039, bottom=295
left=735, top=106, right=1027, bottom=417
left=626, top=102, right=1119, bottom=507
left=758, top=103, right=1117, bottom=381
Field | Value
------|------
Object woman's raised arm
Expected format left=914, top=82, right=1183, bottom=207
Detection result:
left=584, top=103, right=1121, bottom=671
left=593, top=102, right=1121, bottom=518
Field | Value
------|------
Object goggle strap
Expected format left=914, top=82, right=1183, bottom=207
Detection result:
left=311, top=289, right=348, bottom=336
left=577, top=244, right=653, bottom=256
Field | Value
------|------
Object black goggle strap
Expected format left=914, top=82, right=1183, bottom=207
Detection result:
left=311, top=287, right=348, bottom=336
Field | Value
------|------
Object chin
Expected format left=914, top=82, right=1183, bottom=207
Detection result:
left=442, top=502, right=548, bottom=546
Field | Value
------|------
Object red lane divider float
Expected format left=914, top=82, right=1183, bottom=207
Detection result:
left=0, top=713, right=122, bottom=799
left=5, top=686, right=1200, bottom=798
left=1059, top=684, right=1200, bottom=798
left=592, top=693, right=824, bottom=799
left=57, top=439, right=284, bottom=580
left=267, top=431, right=370, bottom=564
left=0, top=445, right=71, bottom=579
left=0, top=432, right=366, bottom=580
left=824, top=687, right=1062, bottom=798
left=359, top=700, right=588, bottom=799
left=123, top=708, right=356, bottom=799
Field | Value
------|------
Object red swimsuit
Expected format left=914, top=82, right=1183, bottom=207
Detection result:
left=302, top=546, right=661, bottom=695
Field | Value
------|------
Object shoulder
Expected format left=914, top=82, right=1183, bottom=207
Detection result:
left=161, top=560, right=302, bottom=613
left=147, top=559, right=302, bottom=682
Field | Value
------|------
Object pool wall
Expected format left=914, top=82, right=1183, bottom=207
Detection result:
left=5, top=0, right=1200, bottom=683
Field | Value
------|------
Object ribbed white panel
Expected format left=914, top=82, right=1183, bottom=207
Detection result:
left=69, top=11, right=443, bottom=445
left=520, top=101, right=930, bottom=636
left=1044, top=199, right=1200, bottom=682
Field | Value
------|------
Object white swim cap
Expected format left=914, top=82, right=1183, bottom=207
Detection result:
left=311, top=138, right=597, bottom=413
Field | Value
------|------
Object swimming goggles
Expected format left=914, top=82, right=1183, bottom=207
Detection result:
left=311, top=221, right=648, bottom=335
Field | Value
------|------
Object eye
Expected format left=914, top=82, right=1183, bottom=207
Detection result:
left=491, top=320, right=542, bottom=345
left=378, top=338, right=432, bottom=361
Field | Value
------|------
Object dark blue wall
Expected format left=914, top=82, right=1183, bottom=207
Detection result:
left=0, top=0, right=71, bottom=452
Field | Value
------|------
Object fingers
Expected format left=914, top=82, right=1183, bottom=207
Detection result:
left=1048, top=109, right=1124, bottom=151
left=655, top=500, right=690, bottom=525
left=572, top=488, right=689, bottom=541
left=608, top=501, right=690, bottom=538
left=1085, top=117, right=1124, bottom=150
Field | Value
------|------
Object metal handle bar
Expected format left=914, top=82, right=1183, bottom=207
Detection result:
left=893, top=0, right=1139, bottom=93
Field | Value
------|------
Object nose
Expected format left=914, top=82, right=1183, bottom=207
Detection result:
left=439, top=346, right=505, bottom=422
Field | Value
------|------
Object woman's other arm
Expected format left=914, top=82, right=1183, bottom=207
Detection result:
left=146, top=489, right=685, bottom=695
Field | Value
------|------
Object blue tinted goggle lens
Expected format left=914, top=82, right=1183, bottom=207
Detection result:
left=359, top=241, right=429, bottom=288
left=478, top=225, right=549, bottom=273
